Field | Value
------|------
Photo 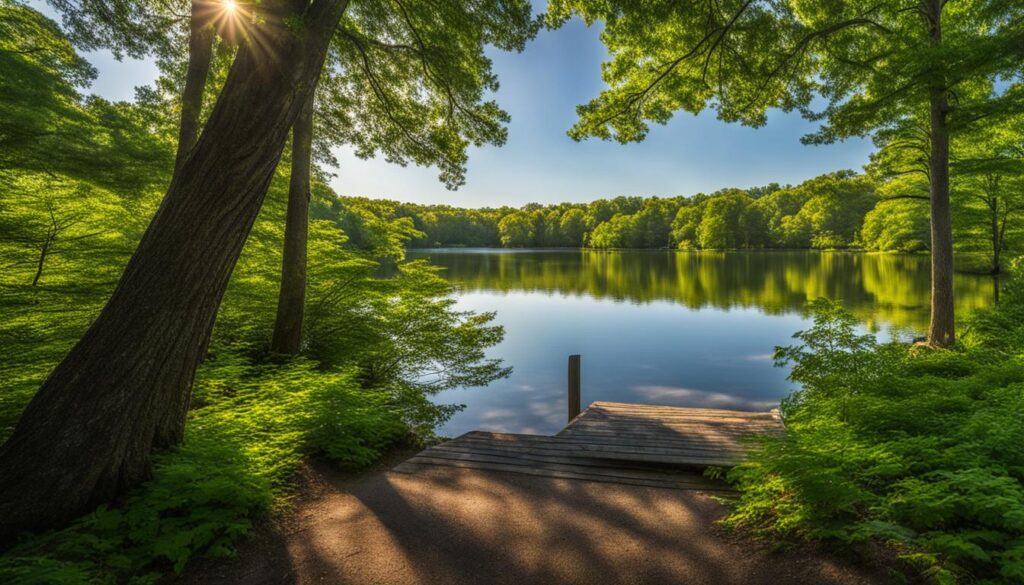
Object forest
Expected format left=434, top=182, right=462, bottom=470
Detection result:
left=354, top=167, right=1024, bottom=274
left=2, top=0, right=1024, bottom=584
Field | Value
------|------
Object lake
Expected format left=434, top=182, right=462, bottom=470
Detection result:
left=407, top=249, right=996, bottom=437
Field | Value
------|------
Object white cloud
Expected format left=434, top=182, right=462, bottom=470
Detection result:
left=632, top=385, right=777, bottom=411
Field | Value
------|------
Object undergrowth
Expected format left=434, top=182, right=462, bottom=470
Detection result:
left=0, top=353, right=415, bottom=584
left=725, top=292, right=1024, bottom=584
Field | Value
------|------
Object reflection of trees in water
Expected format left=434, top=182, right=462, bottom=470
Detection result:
left=417, top=250, right=994, bottom=332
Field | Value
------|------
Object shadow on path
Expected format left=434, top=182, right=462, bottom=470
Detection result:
left=175, top=458, right=894, bottom=585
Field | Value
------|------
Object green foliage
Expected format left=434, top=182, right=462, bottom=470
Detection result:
left=42, top=0, right=185, bottom=60
left=726, top=297, right=1024, bottom=583
left=350, top=172, right=896, bottom=252
left=861, top=199, right=930, bottom=253
left=547, top=0, right=1024, bottom=151
left=671, top=172, right=876, bottom=251
left=497, top=211, right=536, bottom=247
left=323, top=0, right=539, bottom=189
left=559, top=208, right=586, bottom=246
left=0, top=181, right=507, bottom=584
left=0, top=2, right=172, bottom=189
left=0, top=356, right=415, bottom=584
left=949, top=119, right=1024, bottom=274
left=0, top=10, right=511, bottom=580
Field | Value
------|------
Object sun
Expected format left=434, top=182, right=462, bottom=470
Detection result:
left=223, top=0, right=238, bottom=13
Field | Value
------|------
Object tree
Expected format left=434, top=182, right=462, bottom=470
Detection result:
left=0, top=0, right=539, bottom=541
left=39, top=1, right=200, bottom=166
left=789, top=172, right=877, bottom=249
left=498, top=211, right=535, bottom=247
left=559, top=208, right=586, bottom=246
left=175, top=0, right=216, bottom=170
left=861, top=199, right=930, bottom=253
left=0, top=0, right=352, bottom=542
left=0, top=175, right=131, bottom=288
left=270, top=92, right=315, bottom=355
left=696, top=191, right=754, bottom=249
left=583, top=198, right=615, bottom=231
left=633, top=197, right=679, bottom=248
left=589, top=212, right=639, bottom=248
left=671, top=200, right=704, bottom=249
left=673, top=189, right=764, bottom=250
left=960, top=173, right=1024, bottom=274
left=952, top=121, right=1024, bottom=274
left=548, top=0, right=1024, bottom=346
left=270, top=0, right=539, bottom=352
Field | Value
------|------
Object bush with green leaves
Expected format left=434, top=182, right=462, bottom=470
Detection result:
left=726, top=297, right=1024, bottom=584
left=0, top=354, right=422, bottom=584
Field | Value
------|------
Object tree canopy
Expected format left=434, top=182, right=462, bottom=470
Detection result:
left=547, top=0, right=1024, bottom=345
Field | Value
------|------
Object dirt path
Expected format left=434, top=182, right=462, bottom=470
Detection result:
left=176, top=459, right=894, bottom=585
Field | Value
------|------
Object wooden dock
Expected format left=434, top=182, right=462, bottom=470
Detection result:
left=393, top=401, right=783, bottom=492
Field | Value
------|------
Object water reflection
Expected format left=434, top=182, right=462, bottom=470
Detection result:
left=413, top=249, right=993, bottom=332
left=408, top=249, right=994, bottom=436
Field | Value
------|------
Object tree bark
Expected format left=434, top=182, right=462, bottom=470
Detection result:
left=0, top=0, right=351, bottom=544
left=31, top=235, right=51, bottom=287
left=991, top=197, right=1002, bottom=275
left=174, top=1, right=215, bottom=170
left=925, top=0, right=955, bottom=348
left=270, top=90, right=315, bottom=355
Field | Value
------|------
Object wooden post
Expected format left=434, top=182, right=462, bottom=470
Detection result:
left=568, top=354, right=581, bottom=422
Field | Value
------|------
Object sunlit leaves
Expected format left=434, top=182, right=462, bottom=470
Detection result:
left=550, top=0, right=1024, bottom=150
left=0, top=2, right=173, bottom=187
left=43, top=0, right=187, bottom=60
left=319, top=0, right=539, bottom=189
left=728, top=299, right=1024, bottom=582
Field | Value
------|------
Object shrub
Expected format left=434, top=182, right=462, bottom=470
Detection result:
left=726, top=298, right=1024, bottom=584
left=0, top=355, right=412, bottom=585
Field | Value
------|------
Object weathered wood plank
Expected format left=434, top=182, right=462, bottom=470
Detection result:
left=421, top=440, right=741, bottom=468
left=571, top=413, right=780, bottom=426
left=393, top=458, right=731, bottom=492
left=576, top=419, right=777, bottom=433
left=558, top=425, right=766, bottom=441
left=453, top=434, right=748, bottom=455
left=591, top=401, right=781, bottom=418
left=433, top=437, right=746, bottom=464
left=393, top=402, right=782, bottom=488
left=461, top=430, right=750, bottom=448
left=555, top=402, right=782, bottom=467
left=406, top=450, right=719, bottom=482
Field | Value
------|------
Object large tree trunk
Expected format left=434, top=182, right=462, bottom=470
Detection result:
left=270, top=90, right=315, bottom=355
left=925, top=0, right=955, bottom=348
left=0, top=0, right=351, bottom=544
left=174, top=1, right=215, bottom=170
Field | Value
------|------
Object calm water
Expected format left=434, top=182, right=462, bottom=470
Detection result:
left=408, top=249, right=995, bottom=437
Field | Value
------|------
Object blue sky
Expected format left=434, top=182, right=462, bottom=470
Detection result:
left=36, top=1, right=875, bottom=208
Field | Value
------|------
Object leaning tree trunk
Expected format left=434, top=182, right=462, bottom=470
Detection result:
left=174, top=0, right=215, bottom=170
left=270, top=90, right=315, bottom=355
left=925, top=0, right=955, bottom=348
left=0, top=0, right=351, bottom=544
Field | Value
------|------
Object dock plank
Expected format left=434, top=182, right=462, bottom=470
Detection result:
left=556, top=402, right=783, bottom=467
left=393, top=401, right=783, bottom=490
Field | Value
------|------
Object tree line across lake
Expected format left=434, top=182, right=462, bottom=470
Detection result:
left=347, top=162, right=1024, bottom=275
